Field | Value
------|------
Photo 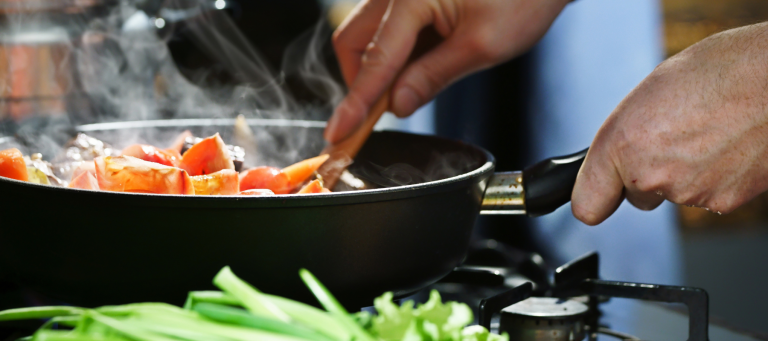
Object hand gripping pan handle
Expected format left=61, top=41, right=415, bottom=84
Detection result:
left=481, top=148, right=589, bottom=216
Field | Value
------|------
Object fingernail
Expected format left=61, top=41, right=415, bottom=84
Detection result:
left=324, top=99, right=365, bottom=143
left=393, top=87, right=420, bottom=116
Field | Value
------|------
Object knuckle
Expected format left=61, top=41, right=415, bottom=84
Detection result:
left=331, top=30, right=345, bottom=49
left=362, top=42, right=392, bottom=69
left=629, top=200, right=656, bottom=211
left=406, top=66, right=443, bottom=99
left=667, top=190, right=693, bottom=205
left=704, top=194, right=742, bottom=215
left=467, top=32, right=504, bottom=62
left=625, top=191, right=662, bottom=211
left=631, top=177, right=660, bottom=193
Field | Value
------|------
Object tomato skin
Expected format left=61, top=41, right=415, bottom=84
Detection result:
left=297, top=179, right=325, bottom=194
left=122, top=144, right=180, bottom=167
left=68, top=171, right=99, bottom=190
left=238, top=189, right=276, bottom=196
left=0, top=148, right=28, bottom=181
left=178, top=133, right=234, bottom=176
left=95, top=156, right=195, bottom=195
left=190, top=169, right=239, bottom=195
left=239, top=166, right=291, bottom=194
left=180, top=171, right=195, bottom=195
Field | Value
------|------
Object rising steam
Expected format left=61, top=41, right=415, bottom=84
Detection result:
left=0, top=0, right=343, bottom=165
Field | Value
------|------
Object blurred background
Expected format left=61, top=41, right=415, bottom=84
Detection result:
left=1, top=0, right=768, bottom=337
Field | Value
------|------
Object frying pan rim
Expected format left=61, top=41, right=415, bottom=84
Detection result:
left=0, top=119, right=496, bottom=207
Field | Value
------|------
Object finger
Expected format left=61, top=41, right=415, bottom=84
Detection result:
left=571, top=148, right=625, bottom=226
left=332, top=0, right=390, bottom=86
left=325, top=0, right=433, bottom=143
left=390, top=33, right=492, bottom=117
left=624, top=188, right=665, bottom=211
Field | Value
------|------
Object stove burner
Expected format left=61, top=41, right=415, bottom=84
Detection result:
left=464, top=249, right=710, bottom=341
left=499, top=297, right=587, bottom=341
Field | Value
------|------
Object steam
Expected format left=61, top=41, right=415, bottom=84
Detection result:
left=0, top=0, right=478, bottom=188
left=0, top=0, right=342, bottom=166
left=352, top=151, right=478, bottom=188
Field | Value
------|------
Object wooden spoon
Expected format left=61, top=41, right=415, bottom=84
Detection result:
left=318, top=91, right=390, bottom=189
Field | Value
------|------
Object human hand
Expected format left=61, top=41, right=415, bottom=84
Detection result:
left=324, top=0, right=571, bottom=143
left=572, top=22, right=768, bottom=225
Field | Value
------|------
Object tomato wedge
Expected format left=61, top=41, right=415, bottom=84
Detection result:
left=0, top=148, right=28, bottom=181
left=178, top=133, right=234, bottom=176
left=190, top=169, right=239, bottom=195
left=297, top=179, right=326, bottom=194
left=238, top=189, right=276, bottom=196
left=281, top=154, right=329, bottom=190
left=122, top=144, right=181, bottom=167
left=95, top=156, right=195, bottom=195
left=68, top=171, right=99, bottom=191
left=239, top=166, right=291, bottom=194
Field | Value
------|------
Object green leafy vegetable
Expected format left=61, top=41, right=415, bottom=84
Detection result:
left=360, top=290, right=506, bottom=341
left=0, top=267, right=507, bottom=341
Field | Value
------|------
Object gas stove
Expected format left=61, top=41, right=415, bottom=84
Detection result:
left=406, top=239, right=763, bottom=341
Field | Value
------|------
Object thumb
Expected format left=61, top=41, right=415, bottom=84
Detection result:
left=391, top=34, right=494, bottom=117
left=571, top=147, right=625, bottom=225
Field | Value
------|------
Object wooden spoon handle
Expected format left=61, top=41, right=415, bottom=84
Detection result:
left=319, top=91, right=390, bottom=189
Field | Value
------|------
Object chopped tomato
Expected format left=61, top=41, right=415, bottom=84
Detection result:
left=282, top=154, right=329, bottom=190
left=164, top=148, right=183, bottom=161
left=122, top=144, right=180, bottom=167
left=95, top=156, right=195, bottom=195
left=190, top=169, right=239, bottom=195
left=0, top=148, right=28, bottom=181
left=239, top=166, right=291, bottom=194
left=297, top=179, right=325, bottom=194
left=68, top=171, right=99, bottom=191
left=238, top=189, right=276, bottom=196
left=178, top=133, right=234, bottom=176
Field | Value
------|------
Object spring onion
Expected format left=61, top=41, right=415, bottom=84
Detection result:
left=0, top=267, right=506, bottom=341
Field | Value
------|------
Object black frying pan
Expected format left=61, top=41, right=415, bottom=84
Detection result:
left=0, top=119, right=585, bottom=309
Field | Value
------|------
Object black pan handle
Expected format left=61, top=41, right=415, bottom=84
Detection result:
left=523, top=148, right=588, bottom=216
left=480, top=148, right=589, bottom=216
